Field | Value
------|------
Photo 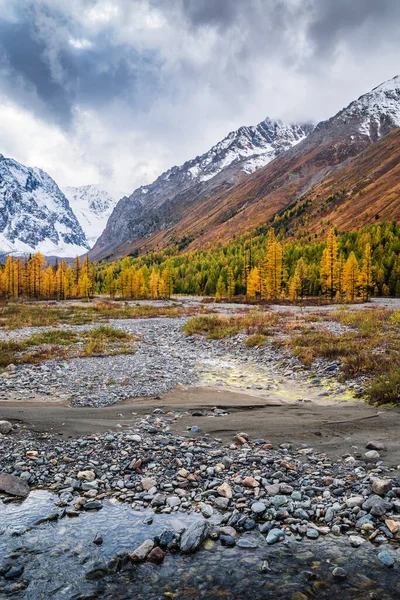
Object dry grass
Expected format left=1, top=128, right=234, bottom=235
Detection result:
left=286, top=306, right=400, bottom=406
left=182, top=312, right=279, bottom=340
left=0, top=301, right=199, bottom=330
left=0, top=325, right=138, bottom=368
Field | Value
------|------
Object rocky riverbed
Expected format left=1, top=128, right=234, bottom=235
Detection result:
left=1, top=300, right=400, bottom=598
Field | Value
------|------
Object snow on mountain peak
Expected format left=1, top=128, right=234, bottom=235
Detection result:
left=64, top=184, right=118, bottom=249
left=0, top=154, right=89, bottom=257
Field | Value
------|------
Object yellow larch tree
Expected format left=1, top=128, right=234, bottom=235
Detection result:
left=343, top=252, right=359, bottom=302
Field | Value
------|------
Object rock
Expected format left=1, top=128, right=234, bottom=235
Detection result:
left=385, top=519, right=400, bottom=534
left=377, top=551, right=395, bottom=567
left=306, top=528, right=319, bottom=539
left=83, top=500, right=103, bottom=511
left=265, top=483, right=280, bottom=496
left=345, top=496, right=364, bottom=508
left=77, top=470, right=96, bottom=481
left=141, top=477, right=157, bottom=491
left=147, top=546, right=164, bottom=564
left=199, top=502, right=213, bottom=518
left=93, top=533, right=103, bottom=545
left=129, top=539, right=154, bottom=562
left=4, top=565, right=24, bottom=579
left=0, top=473, right=29, bottom=497
left=220, top=534, right=235, bottom=547
left=266, top=528, right=284, bottom=545
left=251, top=501, right=267, bottom=514
left=0, top=421, right=12, bottom=434
left=349, top=535, right=366, bottom=547
left=179, top=520, right=209, bottom=553
left=151, top=493, right=166, bottom=507
left=371, top=479, right=392, bottom=496
left=166, top=496, right=180, bottom=508
left=217, top=482, right=232, bottom=499
left=366, top=441, right=386, bottom=451
left=365, top=450, right=380, bottom=461
left=214, top=497, right=230, bottom=509
left=243, top=476, right=258, bottom=488
left=237, top=537, right=258, bottom=548
left=191, top=426, right=201, bottom=433
left=332, top=567, right=348, bottom=579
left=271, top=495, right=288, bottom=507
left=131, top=434, right=142, bottom=443
left=362, top=495, right=392, bottom=515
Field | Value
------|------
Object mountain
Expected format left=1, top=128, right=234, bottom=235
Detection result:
left=91, top=75, right=400, bottom=260
left=0, top=155, right=89, bottom=257
left=64, top=185, right=117, bottom=248
left=90, top=118, right=314, bottom=260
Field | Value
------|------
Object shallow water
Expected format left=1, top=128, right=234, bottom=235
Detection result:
left=1, top=491, right=399, bottom=599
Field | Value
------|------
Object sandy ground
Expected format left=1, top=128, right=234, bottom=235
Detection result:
left=2, top=385, right=400, bottom=466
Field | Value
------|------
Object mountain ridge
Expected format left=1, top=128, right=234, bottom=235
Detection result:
left=91, top=74, right=400, bottom=260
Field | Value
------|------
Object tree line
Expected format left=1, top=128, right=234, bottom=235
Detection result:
left=0, top=222, right=399, bottom=301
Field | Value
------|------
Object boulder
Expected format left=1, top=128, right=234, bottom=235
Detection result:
left=0, top=473, right=29, bottom=497
left=129, top=539, right=154, bottom=562
left=0, top=421, right=12, bottom=434
left=179, top=520, right=208, bottom=553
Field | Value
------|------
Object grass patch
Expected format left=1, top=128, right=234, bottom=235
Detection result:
left=0, top=301, right=199, bottom=330
left=0, top=325, right=138, bottom=369
left=366, top=371, right=400, bottom=406
left=286, top=306, right=400, bottom=405
left=182, top=312, right=279, bottom=340
left=244, top=333, right=269, bottom=348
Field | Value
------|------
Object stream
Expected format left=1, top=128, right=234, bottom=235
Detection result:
left=1, top=491, right=399, bottom=599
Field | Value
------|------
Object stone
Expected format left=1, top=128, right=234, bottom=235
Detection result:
left=147, top=547, right=164, bottom=564
left=265, top=483, right=280, bottom=496
left=251, top=501, right=267, bottom=514
left=332, top=567, right=348, bottom=579
left=166, top=496, right=180, bottom=508
left=349, top=535, right=366, bottom=548
left=237, top=537, right=258, bottom=548
left=179, top=520, right=209, bottom=553
left=345, top=496, right=364, bottom=508
left=371, top=479, right=392, bottom=496
left=243, top=476, right=258, bottom=488
left=271, top=495, right=288, bottom=507
left=83, top=500, right=103, bottom=511
left=217, top=482, right=232, bottom=499
left=151, top=493, right=166, bottom=507
left=214, top=497, right=230, bottom=509
left=131, top=434, right=142, bottom=443
left=199, top=502, right=213, bottom=518
left=93, top=533, right=103, bottom=545
left=365, top=450, right=380, bottom=461
left=4, top=565, right=24, bottom=579
left=362, top=495, right=392, bottom=515
left=129, top=539, right=154, bottom=562
left=385, top=519, right=400, bottom=534
left=220, top=534, right=235, bottom=547
left=366, top=441, right=386, bottom=451
left=77, top=470, right=96, bottom=481
left=0, top=421, right=12, bottom=434
left=377, top=551, right=395, bottom=567
left=306, top=528, right=319, bottom=539
left=0, top=473, right=29, bottom=497
left=141, top=477, right=157, bottom=491
left=266, top=528, right=284, bottom=545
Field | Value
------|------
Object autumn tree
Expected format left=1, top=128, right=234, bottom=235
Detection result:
left=320, top=229, right=338, bottom=299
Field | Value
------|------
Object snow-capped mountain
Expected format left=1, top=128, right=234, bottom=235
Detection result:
left=316, top=74, right=400, bottom=139
left=64, top=185, right=117, bottom=248
left=0, top=155, right=89, bottom=257
left=91, top=118, right=314, bottom=259
left=91, top=74, right=400, bottom=261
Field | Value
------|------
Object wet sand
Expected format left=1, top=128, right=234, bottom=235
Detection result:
left=1, top=386, right=400, bottom=465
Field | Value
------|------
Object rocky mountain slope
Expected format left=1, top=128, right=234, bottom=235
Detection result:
left=64, top=185, right=117, bottom=248
left=90, top=119, right=315, bottom=260
left=0, top=155, right=89, bottom=257
left=91, top=75, right=400, bottom=260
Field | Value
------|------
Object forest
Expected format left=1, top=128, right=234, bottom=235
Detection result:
left=0, top=222, right=399, bottom=301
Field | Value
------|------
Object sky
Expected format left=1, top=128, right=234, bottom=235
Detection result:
left=0, top=0, right=399, bottom=198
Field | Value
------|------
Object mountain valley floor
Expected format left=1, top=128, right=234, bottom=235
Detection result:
left=1, top=297, right=400, bottom=598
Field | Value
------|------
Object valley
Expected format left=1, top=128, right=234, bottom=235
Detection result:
left=0, top=298, right=400, bottom=598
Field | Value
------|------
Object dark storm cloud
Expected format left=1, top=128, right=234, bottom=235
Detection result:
left=0, top=2, right=161, bottom=127
left=0, top=0, right=399, bottom=194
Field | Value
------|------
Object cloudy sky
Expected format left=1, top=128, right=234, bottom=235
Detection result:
left=0, top=0, right=399, bottom=197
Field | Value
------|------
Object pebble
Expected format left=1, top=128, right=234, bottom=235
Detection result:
left=0, top=421, right=12, bottom=434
